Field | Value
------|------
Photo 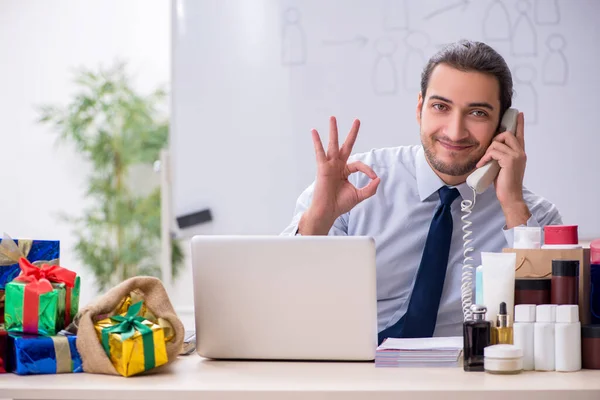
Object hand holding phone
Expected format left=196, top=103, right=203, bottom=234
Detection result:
left=466, top=108, right=520, bottom=195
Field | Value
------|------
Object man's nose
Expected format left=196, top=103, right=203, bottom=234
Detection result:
left=443, top=114, right=468, bottom=141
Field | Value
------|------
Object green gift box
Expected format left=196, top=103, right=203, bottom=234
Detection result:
left=0, top=289, right=4, bottom=325
left=4, top=258, right=79, bottom=336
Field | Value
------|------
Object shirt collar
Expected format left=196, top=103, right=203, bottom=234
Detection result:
left=415, top=146, right=474, bottom=202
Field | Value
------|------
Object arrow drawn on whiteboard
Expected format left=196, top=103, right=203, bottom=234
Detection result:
left=322, top=35, right=369, bottom=47
left=424, top=0, right=470, bottom=20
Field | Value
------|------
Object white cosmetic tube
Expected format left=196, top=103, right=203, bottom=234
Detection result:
left=481, top=252, right=516, bottom=323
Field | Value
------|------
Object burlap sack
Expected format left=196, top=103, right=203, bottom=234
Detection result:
left=75, top=276, right=184, bottom=375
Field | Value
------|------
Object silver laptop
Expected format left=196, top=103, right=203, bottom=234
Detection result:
left=190, top=235, right=378, bottom=361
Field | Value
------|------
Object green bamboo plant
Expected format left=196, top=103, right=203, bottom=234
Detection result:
left=37, top=62, right=183, bottom=291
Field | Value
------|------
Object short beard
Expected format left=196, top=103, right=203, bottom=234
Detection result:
left=423, top=137, right=484, bottom=177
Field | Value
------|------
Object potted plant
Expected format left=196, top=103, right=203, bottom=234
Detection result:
left=38, top=62, right=183, bottom=291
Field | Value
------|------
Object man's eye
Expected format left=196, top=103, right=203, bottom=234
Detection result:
left=471, top=110, right=488, bottom=117
left=432, top=104, right=447, bottom=111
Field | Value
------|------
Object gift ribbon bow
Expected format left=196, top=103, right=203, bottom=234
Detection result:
left=101, top=301, right=156, bottom=372
left=0, top=233, right=59, bottom=268
left=15, top=257, right=77, bottom=334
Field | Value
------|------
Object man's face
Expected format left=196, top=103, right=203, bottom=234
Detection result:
left=417, top=63, right=501, bottom=180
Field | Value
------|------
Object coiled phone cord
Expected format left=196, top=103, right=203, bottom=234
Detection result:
left=460, top=189, right=478, bottom=322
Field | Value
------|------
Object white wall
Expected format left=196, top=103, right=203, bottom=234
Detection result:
left=0, top=0, right=194, bottom=325
left=172, top=0, right=600, bottom=240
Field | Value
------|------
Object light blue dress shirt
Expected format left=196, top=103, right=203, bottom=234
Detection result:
left=281, top=145, right=562, bottom=337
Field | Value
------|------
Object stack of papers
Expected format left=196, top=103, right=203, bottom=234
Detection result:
left=375, top=336, right=463, bottom=368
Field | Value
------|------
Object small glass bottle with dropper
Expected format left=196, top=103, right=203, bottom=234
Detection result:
left=491, top=302, right=514, bottom=345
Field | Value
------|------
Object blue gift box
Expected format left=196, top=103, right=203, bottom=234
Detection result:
left=0, top=239, right=60, bottom=290
left=8, top=332, right=83, bottom=375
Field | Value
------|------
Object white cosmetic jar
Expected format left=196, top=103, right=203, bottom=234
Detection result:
left=484, top=345, right=524, bottom=375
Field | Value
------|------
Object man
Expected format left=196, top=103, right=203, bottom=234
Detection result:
left=281, top=40, right=562, bottom=343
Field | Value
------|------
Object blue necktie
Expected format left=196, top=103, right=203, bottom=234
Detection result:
left=378, top=186, right=460, bottom=344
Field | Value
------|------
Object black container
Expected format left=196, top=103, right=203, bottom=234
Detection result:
left=463, top=304, right=491, bottom=372
left=515, top=278, right=551, bottom=305
left=551, top=260, right=579, bottom=305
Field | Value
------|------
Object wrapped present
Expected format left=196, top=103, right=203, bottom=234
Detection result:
left=76, top=277, right=184, bottom=376
left=8, top=332, right=83, bottom=375
left=115, top=291, right=154, bottom=319
left=0, top=328, right=7, bottom=373
left=0, top=289, right=4, bottom=325
left=113, top=292, right=174, bottom=341
left=4, top=258, right=78, bottom=335
left=95, top=301, right=168, bottom=377
left=0, top=234, right=60, bottom=290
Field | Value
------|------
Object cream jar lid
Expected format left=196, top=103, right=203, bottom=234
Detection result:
left=484, top=344, right=523, bottom=359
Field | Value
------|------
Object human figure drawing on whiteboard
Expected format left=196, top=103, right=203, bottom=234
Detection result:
left=282, top=40, right=562, bottom=343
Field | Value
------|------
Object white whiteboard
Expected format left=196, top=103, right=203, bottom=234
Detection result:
left=171, top=0, right=600, bottom=239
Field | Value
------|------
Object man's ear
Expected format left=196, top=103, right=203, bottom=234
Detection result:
left=416, top=92, right=424, bottom=125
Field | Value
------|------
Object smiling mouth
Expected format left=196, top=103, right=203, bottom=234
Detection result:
left=438, top=140, right=474, bottom=151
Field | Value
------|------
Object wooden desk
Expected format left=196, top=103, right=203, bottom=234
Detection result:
left=1, top=354, right=600, bottom=400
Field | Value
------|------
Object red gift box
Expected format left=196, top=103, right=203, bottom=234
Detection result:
left=0, top=328, right=7, bottom=373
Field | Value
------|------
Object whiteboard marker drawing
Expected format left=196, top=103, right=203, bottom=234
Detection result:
left=372, top=37, right=399, bottom=95
left=511, top=0, right=538, bottom=57
left=282, top=7, right=307, bottom=66
left=483, top=0, right=512, bottom=42
left=424, top=0, right=471, bottom=21
left=543, top=34, right=568, bottom=86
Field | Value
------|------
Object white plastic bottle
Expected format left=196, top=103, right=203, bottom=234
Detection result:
left=513, top=304, right=536, bottom=370
left=534, top=304, right=556, bottom=371
left=555, top=305, right=582, bottom=372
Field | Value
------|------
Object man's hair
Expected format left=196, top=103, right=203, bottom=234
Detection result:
left=420, top=39, right=513, bottom=126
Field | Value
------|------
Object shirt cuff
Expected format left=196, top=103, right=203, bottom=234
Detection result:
left=502, top=215, right=539, bottom=248
left=280, top=219, right=302, bottom=236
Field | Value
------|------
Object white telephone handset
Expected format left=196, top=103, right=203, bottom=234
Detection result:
left=460, top=108, right=519, bottom=321
left=466, top=108, right=519, bottom=194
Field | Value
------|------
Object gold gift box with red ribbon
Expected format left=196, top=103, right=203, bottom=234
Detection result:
left=4, top=258, right=80, bottom=336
